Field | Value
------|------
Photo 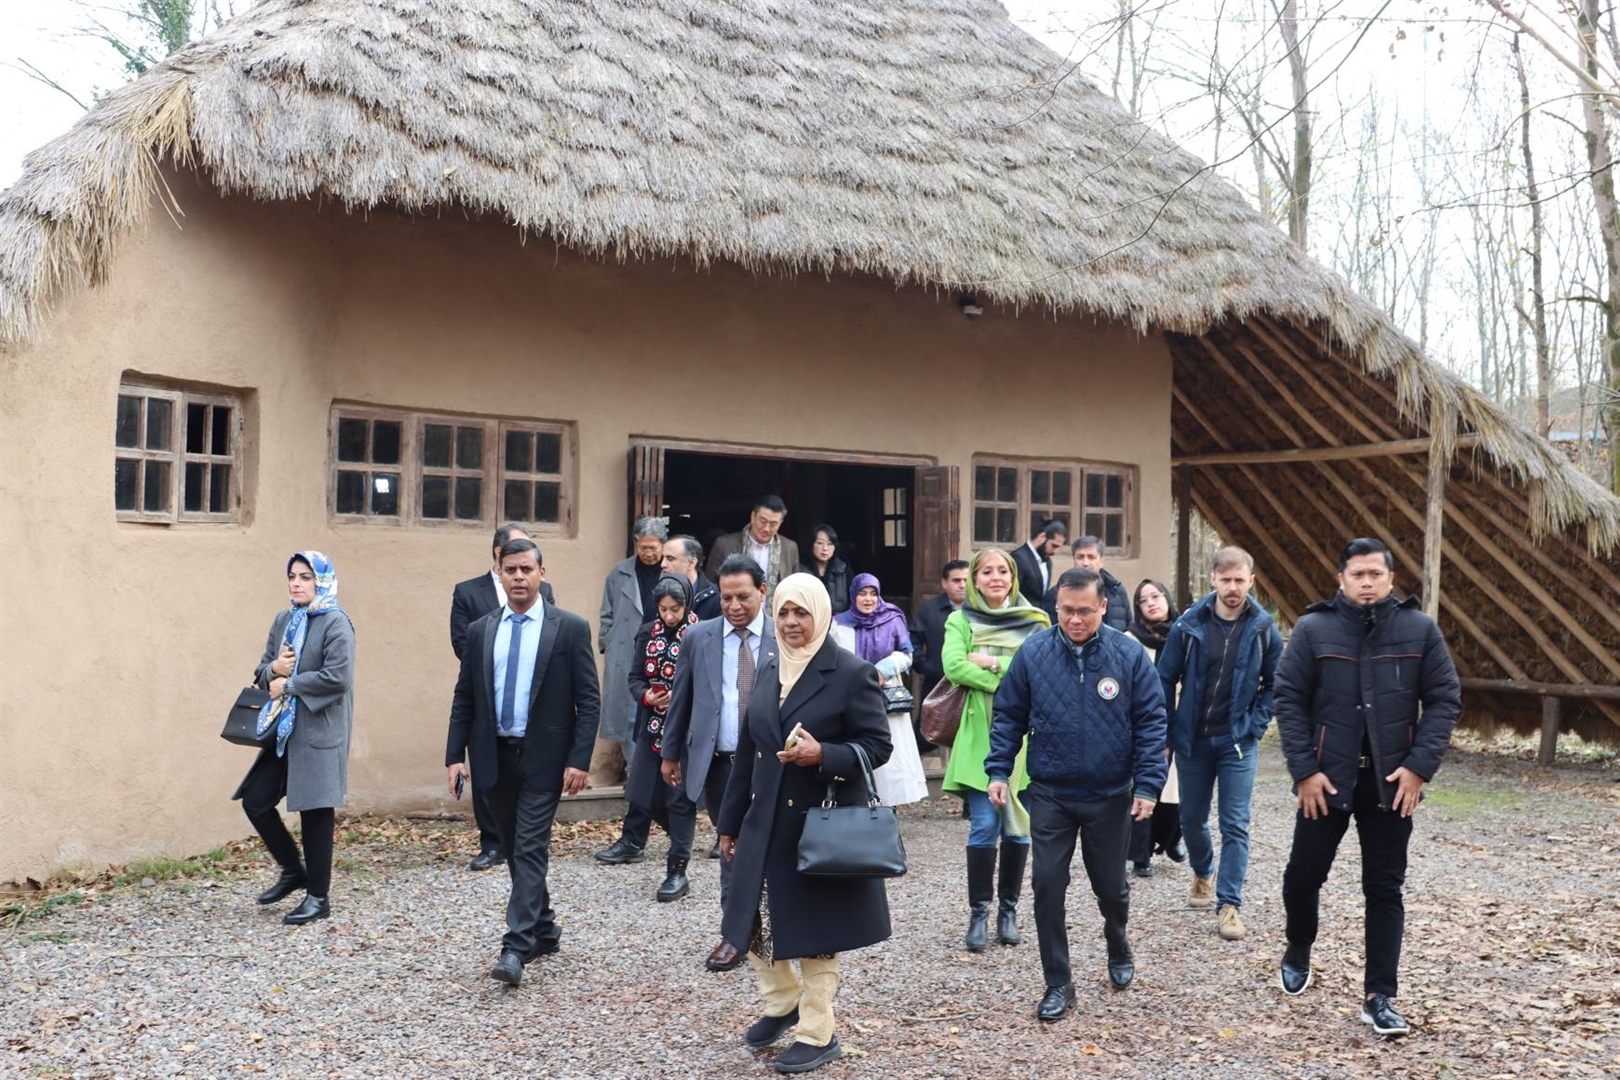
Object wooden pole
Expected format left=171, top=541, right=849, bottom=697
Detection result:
left=1422, top=405, right=1448, bottom=621
left=1175, top=474, right=1192, bottom=611
left=1458, top=676, right=1620, bottom=700
left=1539, top=696, right=1562, bottom=766
left=1172, top=435, right=1479, bottom=467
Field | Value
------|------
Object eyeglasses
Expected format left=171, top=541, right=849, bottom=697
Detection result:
left=1058, top=607, right=1103, bottom=620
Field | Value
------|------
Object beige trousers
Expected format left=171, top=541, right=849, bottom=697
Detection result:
left=747, top=952, right=841, bottom=1047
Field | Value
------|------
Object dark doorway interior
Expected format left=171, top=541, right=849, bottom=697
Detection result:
left=662, top=450, right=917, bottom=608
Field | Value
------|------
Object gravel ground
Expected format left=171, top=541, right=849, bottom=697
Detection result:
left=3, top=743, right=1619, bottom=1079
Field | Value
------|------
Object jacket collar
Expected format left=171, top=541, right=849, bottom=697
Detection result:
left=1184, top=591, right=1272, bottom=629
left=780, top=637, right=839, bottom=721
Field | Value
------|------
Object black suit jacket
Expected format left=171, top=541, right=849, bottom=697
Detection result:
left=1009, top=543, right=1049, bottom=608
left=450, top=572, right=556, bottom=659
left=910, top=593, right=956, bottom=683
left=445, top=604, right=600, bottom=791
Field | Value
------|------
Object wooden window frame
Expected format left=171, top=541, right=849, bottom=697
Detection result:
left=116, top=381, right=244, bottom=525
left=328, top=404, right=577, bottom=536
left=971, top=455, right=1139, bottom=557
left=881, top=485, right=910, bottom=548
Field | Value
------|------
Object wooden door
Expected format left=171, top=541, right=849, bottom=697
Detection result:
left=911, top=465, right=959, bottom=606
left=627, top=444, right=665, bottom=551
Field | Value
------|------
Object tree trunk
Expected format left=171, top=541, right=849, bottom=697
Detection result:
left=1578, top=0, right=1620, bottom=491
left=1279, top=0, right=1312, bottom=249
left=1515, top=34, right=1554, bottom=439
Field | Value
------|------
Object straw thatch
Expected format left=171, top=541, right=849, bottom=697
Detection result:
left=2, top=0, right=1617, bottom=734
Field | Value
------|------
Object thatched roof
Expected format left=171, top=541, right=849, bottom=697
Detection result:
left=2, top=0, right=1618, bottom=733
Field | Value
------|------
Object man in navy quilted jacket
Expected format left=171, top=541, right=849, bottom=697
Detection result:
left=1274, top=537, right=1460, bottom=1039
left=986, top=566, right=1168, bottom=1024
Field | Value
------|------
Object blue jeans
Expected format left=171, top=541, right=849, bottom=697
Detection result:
left=1177, top=734, right=1259, bottom=909
left=963, top=788, right=1031, bottom=848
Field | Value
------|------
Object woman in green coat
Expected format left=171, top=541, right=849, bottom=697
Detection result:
left=941, top=548, right=1050, bottom=952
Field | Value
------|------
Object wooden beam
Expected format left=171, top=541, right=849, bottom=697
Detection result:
left=1459, top=676, right=1620, bottom=701
left=1422, top=405, right=1448, bottom=621
left=1540, top=696, right=1562, bottom=766
left=1172, top=436, right=1480, bottom=467
left=1175, top=474, right=1192, bottom=612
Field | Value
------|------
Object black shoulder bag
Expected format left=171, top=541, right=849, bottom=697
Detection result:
left=221, top=687, right=274, bottom=747
left=796, top=744, right=907, bottom=878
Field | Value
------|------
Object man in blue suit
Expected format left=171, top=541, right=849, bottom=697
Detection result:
left=660, top=553, right=777, bottom=972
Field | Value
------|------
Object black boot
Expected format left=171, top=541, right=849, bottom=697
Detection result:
left=657, top=857, right=690, bottom=902
left=257, top=864, right=307, bottom=905
left=282, top=894, right=329, bottom=926
left=996, top=840, right=1027, bottom=945
left=963, top=846, right=996, bottom=952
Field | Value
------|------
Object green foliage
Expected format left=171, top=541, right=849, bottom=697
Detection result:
left=98, top=0, right=198, bottom=76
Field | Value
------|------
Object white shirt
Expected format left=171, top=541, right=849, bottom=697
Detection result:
left=719, top=608, right=767, bottom=752
left=1026, top=540, right=1050, bottom=592
left=489, top=569, right=507, bottom=609
left=746, top=532, right=772, bottom=576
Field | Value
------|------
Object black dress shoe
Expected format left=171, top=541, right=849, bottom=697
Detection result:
left=1361, top=994, right=1409, bottom=1036
left=1133, top=861, right=1154, bottom=878
left=1107, top=949, right=1135, bottom=990
left=1037, top=983, right=1077, bottom=1022
left=773, top=1037, right=841, bottom=1073
left=257, top=866, right=307, bottom=905
left=490, top=950, right=523, bottom=987
left=1164, top=839, right=1187, bottom=863
left=706, top=941, right=744, bottom=972
left=708, top=840, right=722, bottom=860
left=594, top=837, right=646, bottom=864
left=1280, top=943, right=1312, bottom=996
left=743, top=1007, right=799, bottom=1048
left=656, top=860, right=690, bottom=903
left=282, top=895, right=329, bottom=926
left=469, top=849, right=505, bottom=872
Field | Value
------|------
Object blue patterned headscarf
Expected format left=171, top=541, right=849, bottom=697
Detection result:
left=257, top=551, right=345, bottom=757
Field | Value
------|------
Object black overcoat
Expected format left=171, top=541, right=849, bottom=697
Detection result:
left=717, top=639, right=893, bottom=960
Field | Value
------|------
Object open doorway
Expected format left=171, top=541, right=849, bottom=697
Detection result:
left=629, top=441, right=957, bottom=609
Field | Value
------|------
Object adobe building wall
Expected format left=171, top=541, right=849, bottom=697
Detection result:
left=0, top=177, right=1171, bottom=881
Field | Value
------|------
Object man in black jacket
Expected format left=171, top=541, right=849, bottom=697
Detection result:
left=910, top=558, right=969, bottom=716
left=1010, top=519, right=1067, bottom=608
left=1274, top=538, right=1461, bottom=1038
left=1042, top=536, right=1129, bottom=632
left=661, top=535, right=721, bottom=621
left=449, top=523, right=557, bottom=871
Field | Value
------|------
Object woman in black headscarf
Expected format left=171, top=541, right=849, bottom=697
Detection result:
left=1127, top=578, right=1184, bottom=874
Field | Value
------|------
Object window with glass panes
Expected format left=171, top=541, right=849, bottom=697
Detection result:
left=971, top=457, right=1136, bottom=555
left=329, top=406, right=574, bottom=533
left=115, top=382, right=242, bottom=523
left=881, top=486, right=909, bottom=548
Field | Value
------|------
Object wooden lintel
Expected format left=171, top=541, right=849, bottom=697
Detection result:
left=1173, top=435, right=1481, bottom=468
left=1460, top=676, right=1620, bottom=701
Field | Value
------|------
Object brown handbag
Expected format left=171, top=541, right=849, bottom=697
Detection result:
left=919, top=679, right=967, bottom=747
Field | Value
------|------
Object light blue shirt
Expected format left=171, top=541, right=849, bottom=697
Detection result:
left=719, top=608, right=766, bottom=752
left=493, top=601, right=545, bottom=736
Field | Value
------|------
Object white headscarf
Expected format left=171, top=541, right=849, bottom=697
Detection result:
left=772, top=572, right=833, bottom=702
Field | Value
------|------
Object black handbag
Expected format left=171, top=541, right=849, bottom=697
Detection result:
left=881, top=682, right=915, bottom=714
left=221, top=687, right=274, bottom=747
left=796, top=744, right=907, bottom=878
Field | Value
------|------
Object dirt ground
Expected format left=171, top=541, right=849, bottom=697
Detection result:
left=3, top=743, right=1618, bottom=1078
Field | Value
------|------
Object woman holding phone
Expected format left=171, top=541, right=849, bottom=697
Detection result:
left=234, top=551, right=355, bottom=926
left=716, top=573, right=892, bottom=1074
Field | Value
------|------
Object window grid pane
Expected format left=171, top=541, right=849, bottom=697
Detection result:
left=116, top=397, right=141, bottom=448
left=972, top=460, right=1135, bottom=557
left=145, top=399, right=172, bottom=452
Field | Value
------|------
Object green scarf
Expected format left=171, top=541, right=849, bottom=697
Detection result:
left=962, top=549, right=1051, bottom=651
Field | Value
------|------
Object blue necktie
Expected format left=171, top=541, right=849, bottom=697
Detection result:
left=500, top=613, right=531, bottom=732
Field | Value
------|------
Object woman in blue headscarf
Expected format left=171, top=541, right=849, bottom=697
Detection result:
left=233, top=552, right=355, bottom=926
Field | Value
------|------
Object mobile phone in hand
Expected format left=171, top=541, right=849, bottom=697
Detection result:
left=784, top=722, right=807, bottom=750
left=455, top=772, right=466, bottom=800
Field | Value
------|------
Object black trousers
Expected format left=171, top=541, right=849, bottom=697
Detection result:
left=1129, top=799, right=1182, bottom=865
left=238, top=747, right=335, bottom=897
left=471, top=778, right=504, bottom=855
left=1026, top=784, right=1133, bottom=990
left=1282, top=767, right=1413, bottom=997
left=488, top=741, right=563, bottom=959
left=702, top=752, right=735, bottom=908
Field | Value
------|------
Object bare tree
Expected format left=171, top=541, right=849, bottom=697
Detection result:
left=1513, top=33, right=1554, bottom=437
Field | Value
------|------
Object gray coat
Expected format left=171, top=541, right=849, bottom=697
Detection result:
left=597, top=556, right=647, bottom=742
left=236, top=609, right=355, bottom=812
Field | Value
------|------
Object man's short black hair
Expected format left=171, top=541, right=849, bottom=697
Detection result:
left=670, top=534, right=704, bottom=564
left=1054, top=566, right=1103, bottom=597
left=753, top=495, right=787, bottom=516
left=717, top=553, right=767, bottom=587
left=1036, top=518, right=1068, bottom=539
left=493, top=522, right=530, bottom=550
left=940, top=559, right=969, bottom=578
left=1071, top=535, right=1103, bottom=555
left=499, top=537, right=542, bottom=566
left=1339, top=537, right=1394, bottom=572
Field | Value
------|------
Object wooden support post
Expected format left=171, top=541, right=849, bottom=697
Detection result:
left=1422, top=407, right=1448, bottom=621
left=1539, top=696, right=1562, bottom=766
left=1175, top=475, right=1192, bottom=611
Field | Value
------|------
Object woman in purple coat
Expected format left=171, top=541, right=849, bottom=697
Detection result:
left=834, top=574, right=928, bottom=805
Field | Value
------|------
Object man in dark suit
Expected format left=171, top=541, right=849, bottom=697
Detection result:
left=1010, top=519, right=1067, bottom=608
left=911, top=559, right=969, bottom=700
left=449, top=523, right=557, bottom=871
left=660, top=554, right=776, bottom=971
left=446, top=538, right=600, bottom=988
left=662, top=535, right=721, bottom=621
left=1041, top=536, right=1129, bottom=632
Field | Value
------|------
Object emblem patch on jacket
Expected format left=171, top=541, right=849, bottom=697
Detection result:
left=1097, top=677, right=1120, bottom=700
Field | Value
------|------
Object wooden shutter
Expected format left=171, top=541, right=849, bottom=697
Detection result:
left=911, top=465, right=959, bottom=606
left=627, top=443, right=666, bottom=551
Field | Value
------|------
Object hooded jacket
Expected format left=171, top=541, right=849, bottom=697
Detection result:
left=1156, top=592, right=1282, bottom=760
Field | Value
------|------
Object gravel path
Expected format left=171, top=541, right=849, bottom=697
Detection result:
left=4, top=743, right=1619, bottom=1079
